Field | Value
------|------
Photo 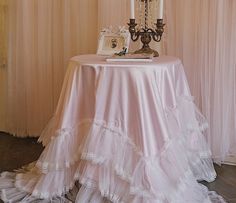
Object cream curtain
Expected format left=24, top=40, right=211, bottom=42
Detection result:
left=164, top=0, right=236, bottom=163
left=1, top=0, right=134, bottom=137
left=0, top=0, right=7, bottom=68
left=98, top=0, right=129, bottom=29
left=4, top=0, right=98, bottom=136
left=0, top=0, right=7, bottom=130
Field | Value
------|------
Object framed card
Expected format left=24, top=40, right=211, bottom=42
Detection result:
left=97, top=27, right=130, bottom=56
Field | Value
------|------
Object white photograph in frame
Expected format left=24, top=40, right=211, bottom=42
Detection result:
left=97, top=27, right=130, bottom=56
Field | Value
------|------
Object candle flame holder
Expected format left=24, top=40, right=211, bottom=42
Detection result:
left=128, top=0, right=165, bottom=57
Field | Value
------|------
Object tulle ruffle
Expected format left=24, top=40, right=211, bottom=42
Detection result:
left=0, top=96, right=225, bottom=203
left=1, top=121, right=217, bottom=202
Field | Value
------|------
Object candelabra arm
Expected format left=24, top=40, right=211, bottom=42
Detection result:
left=152, top=33, right=161, bottom=42
left=130, top=31, right=141, bottom=41
left=154, top=19, right=165, bottom=42
left=128, top=19, right=140, bottom=41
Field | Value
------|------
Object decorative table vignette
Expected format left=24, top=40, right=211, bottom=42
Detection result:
left=0, top=55, right=226, bottom=203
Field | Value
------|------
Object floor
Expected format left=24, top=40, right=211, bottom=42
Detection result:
left=0, top=132, right=236, bottom=203
left=203, top=165, right=236, bottom=202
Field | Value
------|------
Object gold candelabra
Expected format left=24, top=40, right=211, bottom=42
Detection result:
left=128, top=0, right=165, bottom=57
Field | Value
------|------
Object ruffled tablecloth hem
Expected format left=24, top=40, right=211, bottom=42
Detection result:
left=0, top=119, right=224, bottom=202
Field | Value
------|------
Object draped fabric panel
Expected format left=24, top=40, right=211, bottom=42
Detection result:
left=0, top=0, right=8, bottom=130
left=98, top=0, right=130, bottom=30
left=0, top=0, right=7, bottom=68
left=5, top=0, right=98, bottom=137
left=164, top=0, right=236, bottom=163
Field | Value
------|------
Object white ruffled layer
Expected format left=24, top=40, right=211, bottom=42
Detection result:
left=0, top=124, right=218, bottom=202
left=0, top=172, right=72, bottom=203
left=0, top=96, right=226, bottom=203
left=0, top=167, right=225, bottom=203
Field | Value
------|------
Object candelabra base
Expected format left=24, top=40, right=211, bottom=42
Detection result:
left=134, top=47, right=159, bottom=57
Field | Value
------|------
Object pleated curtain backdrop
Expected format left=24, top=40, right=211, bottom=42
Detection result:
left=1, top=0, right=129, bottom=137
left=164, top=0, right=236, bottom=163
left=0, top=0, right=7, bottom=68
left=4, top=0, right=98, bottom=136
left=0, top=0, right=8, bottom=130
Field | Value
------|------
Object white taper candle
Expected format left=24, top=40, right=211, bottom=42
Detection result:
left=130, top=0, right=135, bottom=19
left=158, top=0, right=164, bottom=19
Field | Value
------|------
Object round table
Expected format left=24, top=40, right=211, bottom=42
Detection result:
left=1, top=55, right=223, bottom=203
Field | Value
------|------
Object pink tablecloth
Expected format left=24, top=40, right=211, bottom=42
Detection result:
left=0, top=55, right=225, bottom=203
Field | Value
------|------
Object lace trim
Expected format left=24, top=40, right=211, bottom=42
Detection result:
left=1, top=95, right=215, bottom=201
left=165, top=95, right=209, bottom=131
left=37, top=120, right=143, bottom=172
left=75, top=166, right=215, bottom=203
left=1, top=147, right=217, bottom=202
left=13, top=174, right=76, bottom=200
left=0, top=172, right=73, bottom=202
left=187, top=123, right=209, bottom=133
left=11, top=131, right=216, bottom=200
left=36, top=136, right=213, bottom=179
left=40, top=118, right=123, bottom=142
left=36, top=91, right=209, bottom=172
left=36, top=116, right=210, bottom=173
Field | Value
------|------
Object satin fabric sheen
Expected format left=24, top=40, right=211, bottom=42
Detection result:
left=0, top=55, right=225, bottom=203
